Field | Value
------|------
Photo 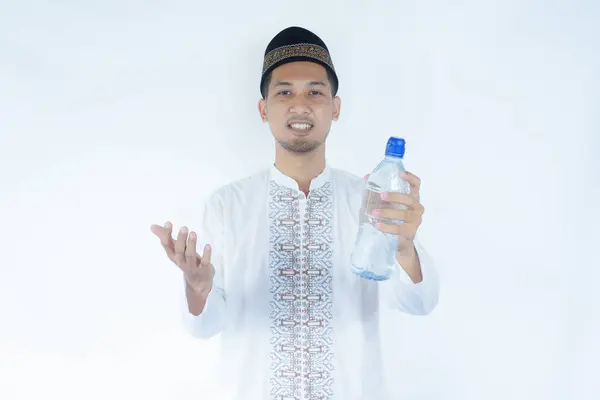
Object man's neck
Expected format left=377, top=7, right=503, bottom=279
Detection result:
left=274, top=146, right=326, bottom=195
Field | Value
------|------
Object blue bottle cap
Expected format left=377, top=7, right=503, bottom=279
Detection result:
left=385, top=137, right=405, bottom=158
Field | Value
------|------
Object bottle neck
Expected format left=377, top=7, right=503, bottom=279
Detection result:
left=384, top=154, right=404, bottom=160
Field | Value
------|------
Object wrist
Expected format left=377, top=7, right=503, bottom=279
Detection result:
left=396, top=240, right=416, bottom=257
left=396, top=245, right=422, bottom=283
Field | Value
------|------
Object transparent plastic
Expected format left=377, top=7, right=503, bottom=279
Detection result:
left=350, top=155, right=410, bottom=281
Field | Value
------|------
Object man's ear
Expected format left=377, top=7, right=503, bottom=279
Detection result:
left=332, top=96, right=341, bottom=121
left=258, top=99, right=268, bottom=122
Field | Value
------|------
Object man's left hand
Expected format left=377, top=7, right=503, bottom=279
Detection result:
left=366, top=171, right=424, bottom=253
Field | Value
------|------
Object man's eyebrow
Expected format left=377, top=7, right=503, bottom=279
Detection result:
left=308, top=81, right=327, bottom=86
left=273, top=81, right=292, bottom=87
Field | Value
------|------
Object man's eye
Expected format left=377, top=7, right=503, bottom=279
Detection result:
left=310, top=91, right=322, bottom=96
left=279, top=90, right=291, bottom=95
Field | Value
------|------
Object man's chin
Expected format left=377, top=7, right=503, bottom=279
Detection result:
left=278, top=138, right=321, bottom=153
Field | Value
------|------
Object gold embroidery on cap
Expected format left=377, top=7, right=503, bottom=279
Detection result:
left=262, top=43, right=335, bottom=75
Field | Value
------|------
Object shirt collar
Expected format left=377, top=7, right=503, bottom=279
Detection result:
left=269, top=163, right=332, bottom=192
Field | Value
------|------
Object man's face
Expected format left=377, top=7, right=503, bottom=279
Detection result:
left=259, top=61, right=341, bottom=154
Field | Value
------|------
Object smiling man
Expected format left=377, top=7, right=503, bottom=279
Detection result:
left=151, top=26, right=439, bottom=400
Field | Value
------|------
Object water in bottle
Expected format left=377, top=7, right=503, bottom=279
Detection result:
left=351, top=137, right=411, bottom=281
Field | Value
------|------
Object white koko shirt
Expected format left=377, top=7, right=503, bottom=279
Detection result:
left=182, top=164, right=440, bottom=400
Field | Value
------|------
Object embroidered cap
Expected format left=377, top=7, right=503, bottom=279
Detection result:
left=260, top=26, right=339, bottom=98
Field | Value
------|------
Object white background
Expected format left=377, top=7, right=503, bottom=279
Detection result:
left=1, top=1, right=598, bottom=399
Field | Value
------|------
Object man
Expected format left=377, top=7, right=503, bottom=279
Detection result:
left=151, top=26, right=439, bottom=400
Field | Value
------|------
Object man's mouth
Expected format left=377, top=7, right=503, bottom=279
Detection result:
left=287, top=122, right=314, bottom=131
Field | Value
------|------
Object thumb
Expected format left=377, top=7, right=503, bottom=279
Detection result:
left=150, top=224, right=167, bottom=239
left=364, top=174, right=370, bottom=181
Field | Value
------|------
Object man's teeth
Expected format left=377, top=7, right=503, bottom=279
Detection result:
left=290, top=123, right=312, bottom=130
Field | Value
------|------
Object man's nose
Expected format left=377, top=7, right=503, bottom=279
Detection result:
left=289, top=97, right=311, bottom=114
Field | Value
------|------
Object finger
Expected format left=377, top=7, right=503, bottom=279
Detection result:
left=375, top=221, right=417, bottom=239
left=151, top=222, right=176, bottom=260
left=185, top=231, right=197, bottom=268
left=371, top=208, right=414, bottom=222
left=379, top=192, right=418, bottom=208
left=174, top=226, right=188, bottom=266
left=364, top=174, right=370, bottom=181
left=200, top=244, right=212, bottom=267
left=150, top=222, right=171, bottom=238
left=399, top=171, right=421, bottom=198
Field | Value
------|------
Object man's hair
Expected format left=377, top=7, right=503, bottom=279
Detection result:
left=261, top=67, right=338, bottom=99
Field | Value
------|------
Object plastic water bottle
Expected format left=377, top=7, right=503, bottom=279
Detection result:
left=351, top=137, right=410, bottom=281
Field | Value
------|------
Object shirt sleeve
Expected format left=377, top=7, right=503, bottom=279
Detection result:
left=181, top=192, right=226, bottom=339
left=380, top=236, right=440, bottom=315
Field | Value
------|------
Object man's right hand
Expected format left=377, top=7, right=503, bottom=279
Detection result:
left=150, top=221, right=214, bottom=294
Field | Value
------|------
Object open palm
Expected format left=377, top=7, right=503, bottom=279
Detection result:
left=150, top=221, right=214, bottom=293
